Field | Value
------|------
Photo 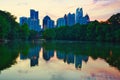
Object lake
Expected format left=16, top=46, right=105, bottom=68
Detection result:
left=0, top=41, right=120, bottom=80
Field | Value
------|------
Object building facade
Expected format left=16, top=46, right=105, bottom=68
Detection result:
left=20, top=17, right=28, bottom=26
left=43, top=15, right=54, bottom=30
left=67, top=13, right=75, bottom=26
left=19, top=9, right=41, bottom=32
left=47, top=19, right=54, bottom=29
left=75, top=8, right=90, bottom=24
left=57, top=18, right=66, bottom=27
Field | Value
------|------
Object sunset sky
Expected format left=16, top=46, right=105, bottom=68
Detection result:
left=0, top=0, right=120, bottom=24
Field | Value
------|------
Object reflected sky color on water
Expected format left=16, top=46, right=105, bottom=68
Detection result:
left=0, top=41, right=120, bottom=80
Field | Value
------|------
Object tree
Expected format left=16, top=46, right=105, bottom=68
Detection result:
left=19, top=24, right=30, bottom=40
left=43, top=29, right=56, bottom=40
left=0, top=10, right=19, bottom=40
left=86, top=20, right=99, bottom=41
left=108, top=13, right=120, bottom=24
left=0, top=15, right=9, bottom=39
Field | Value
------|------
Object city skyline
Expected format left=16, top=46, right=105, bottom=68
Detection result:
left=0, top=0, right=120, bottom=24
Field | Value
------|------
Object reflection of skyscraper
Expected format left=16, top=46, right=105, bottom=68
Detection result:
left=75, top=55, right=88, bottom=69
left=75, top=55, right=83, bottom=69
left=66, top=53, right=74, bottom=64
left=28, top=46, right=40, bottom=67
left=56, top=51, right=88, bottom=69
left=56, top=51, right=67, bottom=63
left=56, top=51, right=66, bottom=60
left=82, top=56, right=88, bottom=63
left=43, top=48, right=54, bottom=61
left=20, top=53, right=27, bottom=60
left=30, top=56, right=38, bottom=66
left=20, top=46, right=41, bottom=67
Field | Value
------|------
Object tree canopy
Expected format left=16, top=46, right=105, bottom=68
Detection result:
left=0, top=10, right=40, bottom=41
left=43, top=13, right=120, bottom=42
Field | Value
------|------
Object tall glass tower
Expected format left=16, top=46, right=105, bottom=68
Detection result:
left=75, top=8, right=83, bottom=24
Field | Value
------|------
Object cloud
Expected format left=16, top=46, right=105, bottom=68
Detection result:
left=93, top=0, right=116, bottom=6
left=93, top=0, right=109, bottom=3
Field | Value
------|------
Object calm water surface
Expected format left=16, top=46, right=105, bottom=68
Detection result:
left=0, top=41, right=120, bottom=80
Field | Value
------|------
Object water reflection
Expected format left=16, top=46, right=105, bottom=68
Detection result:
left=20, top=46, right=41, bottom=67
left=42, top=41, right=120, bottom=70
left=0, top=43, right=19, bottom=72
left=56, top=51, right=88, bottom=69
left=20, top=45, right=89, bottom=69
left=43, top=48, right=54, bottom=61
left=0, top=41, right=120, bottom=80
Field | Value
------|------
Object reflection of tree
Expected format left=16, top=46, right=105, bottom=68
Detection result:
left=0, top=43, right=19, bottom=72
left=0, top=41, right=42, bottom=72
left=42, top=41, right=120, bottom=70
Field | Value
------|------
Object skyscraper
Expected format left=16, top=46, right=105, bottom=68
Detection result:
left=67, top=13, right=75, bottom=26
left=75, top=8, right=90, bottom=24
left=47, top=19, right=54, bottom=28
left=64, top=14, right=68, bottom=26
left=30, top=9, right=38, bottom=19
left=19, top=9, right=41, bottom=32
left=19, top=17, right=28, bottom=26
left=43, top=15, right=54, bottom=30
left=57, top=17, right=66, bottom=27
left=75, top=8, right=83, bottom=24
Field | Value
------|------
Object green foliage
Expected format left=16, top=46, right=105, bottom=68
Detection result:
left=0, top=10, right=20, bottom=40
left=108, top=13, right=120, bottom=24
left=43, top=29, right=56, bottom=40
left=0, top=15, right=9, bottom=39
left=42, top=41, right=120, bottom=70
left=29, top=30, right=40, bottom=39
left=0, top=43, right=19, bottom=71
left=43, top=13, right=120, bottom=42
left=19, top=24, right=30, bottom=40
left=0, top=10, right=40, bottom=41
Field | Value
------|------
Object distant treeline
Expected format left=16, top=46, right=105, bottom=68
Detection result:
left=0, top=10, right=40, bottom=41
left=43, top=13, right=120, bottom=42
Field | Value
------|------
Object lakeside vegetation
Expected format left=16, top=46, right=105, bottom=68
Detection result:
left=0, top=10, right=120, bottom=42
left=42, top=41, right=120, bottom=70
left=43, top=13, right=120, bottom=42
left=0, top=10, right=40, bottom=41
left=0, top=41, right=120, bottom=71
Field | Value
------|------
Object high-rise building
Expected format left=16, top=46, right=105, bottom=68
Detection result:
left=47, top=19, right=54, bottom=29
left=30, top=9, right=38, bottom=19
left=43, top=15, right=51, bottom=30
left=43, top=15, right=54, bottom=29
left=67, top=13, right=75, bottom=26
left=19, top=17, right=28, bottom=26
left=84, top=14, right=90, bottom=24
left=75, top=8, right=83, bottom=24
left=57, top=18, right=66, bottom=27
left=19, top=9, right=41, bottom=32
left=75, top=8, right=90, bottom=24
left=64, top=14, right=68, bottom=26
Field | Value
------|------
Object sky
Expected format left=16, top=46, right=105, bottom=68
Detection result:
left=0, top=0, right=120, bottom=24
